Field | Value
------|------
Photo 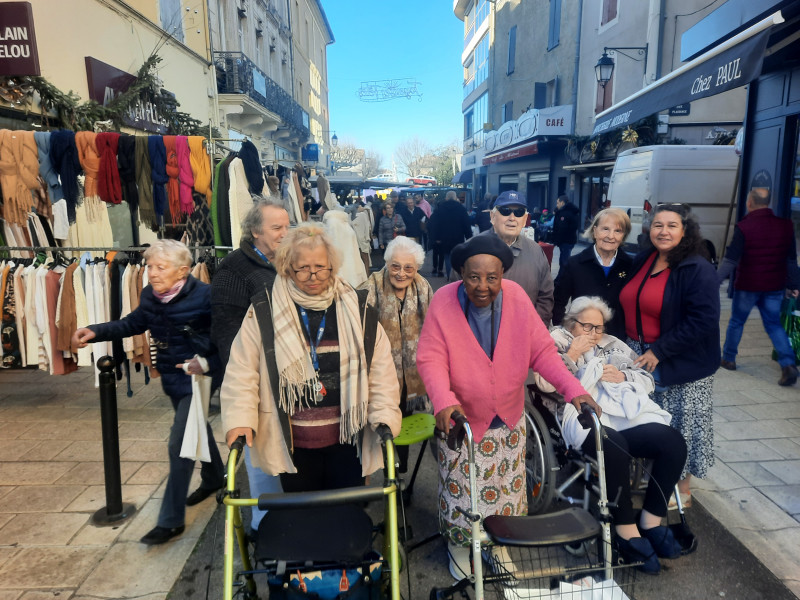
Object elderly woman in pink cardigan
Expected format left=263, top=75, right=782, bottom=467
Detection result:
left=417, top=235, right=597, bottom=580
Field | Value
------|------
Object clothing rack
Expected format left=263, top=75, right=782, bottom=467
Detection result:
left=1, top=245, right=233, bottom=252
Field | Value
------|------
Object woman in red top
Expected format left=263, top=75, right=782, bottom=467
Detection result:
left=619, top=204, right=720, bottom=507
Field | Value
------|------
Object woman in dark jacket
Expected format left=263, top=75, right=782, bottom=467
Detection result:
left=73, top=240, right=224, bottom=546
left=554, top=208, right=633, bottom=338
left=619, top=204, right=720, bottom=506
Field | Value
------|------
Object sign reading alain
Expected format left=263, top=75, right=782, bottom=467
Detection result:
left=0, top=2, right=40, bottom=76
left=85, top=56, right=169, bottom=134
left=592, top=27, right=772, bottom=137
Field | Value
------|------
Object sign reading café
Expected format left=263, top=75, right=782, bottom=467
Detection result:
left=0, top=2, right=41, bottom=76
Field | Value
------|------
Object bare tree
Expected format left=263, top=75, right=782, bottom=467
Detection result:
left=428, top=141, right=461, bottom=186
left=330, top=141, right=362, bottom=173
left=362, top=149, right=384, bottom=178
left=394, top=136, right=432, bottom=179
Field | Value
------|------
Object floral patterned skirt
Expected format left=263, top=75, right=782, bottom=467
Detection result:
left=437, top=414, right=526, bottom=547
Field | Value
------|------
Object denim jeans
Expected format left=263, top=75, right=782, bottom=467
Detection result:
left=723, top=290, right=796, bottom=368
left=158, top=394, right=226, bottom=528
left=244, top=446, right=283, bottom=532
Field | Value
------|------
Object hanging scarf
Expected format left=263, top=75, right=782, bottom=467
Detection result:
left=34, top=131, right=63, bottom=203
left=188, top=136, right=211, bottom=205
left=272, top=275, right=369, bottom=444
left=175, top=135, right=194, bottom=216
left=135, top=136, right=156, bottom=230
left=117, top=135, right=140, bottom=244
left=362, top=269, right=431, bottom=400
left=0, top=129, right=39, bottom=226
left=163, top=135, right=180, bottom=225
left=96, top=132, right=122, bottom=204
left=239, top=139, right=264, bottom=194
left=49, top=130, right=81, bottom=222
left=75, top=131, right=100, bottom=199
left=148, top=135, right=168, bottom=224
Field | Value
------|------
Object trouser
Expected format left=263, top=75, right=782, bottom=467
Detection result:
left=244, top=446, right=283, bottom=532
left=723, top=289, right=797, bottom=367
left=158, top=394, right=226, bottom=528
left=434, top=249, right=453, bottom=278
left=432, top=243, right=443, bottom=273
left=279, top=443, right=363, bottom=492
left=580, top=423, right=686, bottom=525
left=558, top=243, right=575, bottom=268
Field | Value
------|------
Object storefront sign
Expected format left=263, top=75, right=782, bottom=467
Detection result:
left=0, top=2, right=40, bottom=76
left=593, top=27, right=772, bottom=136
left=482, top=141, right=538, bottom=166
left=669, top=103, right=691, bottom=116
left=484, top=105, right=572, bottom=154
left=85, top=56, right=169, bottom=133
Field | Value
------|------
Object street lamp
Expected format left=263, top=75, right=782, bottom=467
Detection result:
left=594, top=45, right=648, bottom=87
left=321, top=130, right=338, bottom=147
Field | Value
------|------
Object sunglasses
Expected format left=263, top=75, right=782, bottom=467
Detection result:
left=496, top=206, right=526, bottom=217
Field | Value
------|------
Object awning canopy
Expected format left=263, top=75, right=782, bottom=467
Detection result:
left=561, top=160, right=616, bottom=171
left=452, top=170, right=473, bottom=184
left=592, top=11, right=784, bottom=137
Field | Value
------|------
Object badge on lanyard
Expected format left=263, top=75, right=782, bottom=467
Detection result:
left=299, top=306, right=327, bottom=402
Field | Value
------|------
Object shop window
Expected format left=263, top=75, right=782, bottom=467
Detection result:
left=548, top=0, right=561, bottom=51
left=601, top=0, right=618, bottom=26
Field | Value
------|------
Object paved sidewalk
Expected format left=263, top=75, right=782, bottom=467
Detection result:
left=0, top=280, right=797, bottom=599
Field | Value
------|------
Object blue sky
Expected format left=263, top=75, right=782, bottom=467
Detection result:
left=325, top=1, right=464, bottom=171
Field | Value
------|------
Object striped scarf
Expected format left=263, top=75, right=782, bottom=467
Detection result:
left=272, top=275, right=369, bottom=444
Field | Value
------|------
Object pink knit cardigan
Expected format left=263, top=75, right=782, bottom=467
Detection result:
left=417, top=279, right=588, bottom=441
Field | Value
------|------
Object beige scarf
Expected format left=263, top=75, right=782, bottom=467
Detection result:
left=361, top=269, right=431, bottom=401
left=272, top=275, right=369, bottom=444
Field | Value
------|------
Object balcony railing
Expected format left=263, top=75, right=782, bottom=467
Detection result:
left=213, top=51, right=309, bottom=142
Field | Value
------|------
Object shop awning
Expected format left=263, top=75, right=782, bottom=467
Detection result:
left=592, top=11, right=784, bottom=137
left=562, top=160, right=616, bottom=171
left=451, top=169, right=473, bottom=184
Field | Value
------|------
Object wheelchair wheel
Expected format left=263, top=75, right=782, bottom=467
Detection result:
left=525, top=405, right=557, bottom=514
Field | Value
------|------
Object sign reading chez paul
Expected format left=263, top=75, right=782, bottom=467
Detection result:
left=0, top=2, right=40, bottom=76
left=85, top=56, right=169, bottom=134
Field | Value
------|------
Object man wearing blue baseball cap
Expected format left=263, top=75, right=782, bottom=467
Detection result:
left=480, top=190, right=554, bottom=324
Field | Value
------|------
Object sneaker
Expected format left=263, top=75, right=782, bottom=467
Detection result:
left=778, top=365, right=798, bottom=387
left=447, top=543, right=471, bottom=581
left=641, top=525, right=682, bottom=559
left=720, top=359, right=737, bottom=371
left=616, top=536, right=660, bottom=575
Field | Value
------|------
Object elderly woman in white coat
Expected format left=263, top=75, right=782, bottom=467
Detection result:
left=221, top=223, right=401, bottom=492
left=536, top=296, right=687, bottom=575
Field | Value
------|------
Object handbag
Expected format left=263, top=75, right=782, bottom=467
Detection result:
left=772, top=296, right=800, bottom=364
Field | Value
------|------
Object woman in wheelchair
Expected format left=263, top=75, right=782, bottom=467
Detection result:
left=535, top=296, right=688, bottom=575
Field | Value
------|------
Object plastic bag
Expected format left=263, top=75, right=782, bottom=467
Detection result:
left=772, top=296, right=800, bottom=364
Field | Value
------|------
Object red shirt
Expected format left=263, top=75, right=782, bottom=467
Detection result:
left=619, top=253, right=670, bottom=343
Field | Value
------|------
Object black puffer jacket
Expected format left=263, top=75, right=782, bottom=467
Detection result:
left=429, top=199, right=473, bottom=251
left=552, top=202, right=580, bottom=245
left=211, top=240, right=278, bottom=367
left=89, top=275, right=220, bottom=399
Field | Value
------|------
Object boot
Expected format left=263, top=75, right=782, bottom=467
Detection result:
left=778, top=365, right=798, bottom=387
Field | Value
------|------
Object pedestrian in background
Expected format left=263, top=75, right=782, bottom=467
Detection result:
left=396, top=195, right=425, bottom=243
left=475, top=192, right=493, bottom=233
left=428, top=190, right=472, bottom=281
left=718, top=190, right=799, bottom=386
left=72, top=240, right=225, bottom=545
left=552, top=194, right=581, bottom=268
left=619, top=203, right=720, bottom=508
left=377, top=202, right=406, bottom=250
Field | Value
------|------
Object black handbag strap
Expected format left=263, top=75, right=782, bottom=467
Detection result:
left=250, top=287, right=380, bottom=455
left=634, top=254, right=659, bottom=346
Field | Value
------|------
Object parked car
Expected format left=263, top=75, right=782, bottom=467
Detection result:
left=407, top=175, right=437, bottom=185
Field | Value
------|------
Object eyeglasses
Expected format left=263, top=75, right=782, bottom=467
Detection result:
left=292, top=266, right=333, bottom=282
left=389, top=263, right=417, bottom=275
left=496, top=206, right=527, bottom=217
left=576, top=320, right=605, bottom=334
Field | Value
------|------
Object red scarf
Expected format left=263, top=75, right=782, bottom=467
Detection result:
left=163, top=135, right=180, bottom=225
left=96, top=132, right=122, bottom=204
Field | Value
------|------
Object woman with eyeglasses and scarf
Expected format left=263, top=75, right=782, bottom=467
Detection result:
left=359, top=236, right=433, bottom=473
left=221, top=223, right=402, bottom=492
left=619, top=203, right=720, bottom=510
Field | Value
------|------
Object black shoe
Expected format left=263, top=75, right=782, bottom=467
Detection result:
left=140, top=525, right=185, bottom=545
left=779, top=365, right=798, bottom=387
left=186, top=485, right=222, bottom=506
left=616, top=536, right=660, bottom=575
left=641, top=525, right=682, bottom=559
left=720, top=360, right=736, bottom=371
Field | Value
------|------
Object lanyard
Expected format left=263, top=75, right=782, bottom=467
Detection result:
left=252, top=245, right=272, bottom=266
left=298, top=306, right=327, bottom=372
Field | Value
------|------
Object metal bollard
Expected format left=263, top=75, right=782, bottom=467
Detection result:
left=91, top=355, right=136, bottom=526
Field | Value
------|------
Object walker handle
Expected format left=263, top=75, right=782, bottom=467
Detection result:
left=447, top=412, right=468, bottom=451
left=376, top=423, right=394, bottom=444
left=578, top=403, right=596, bottom=430
left=231, top=435, right=247, bottom=453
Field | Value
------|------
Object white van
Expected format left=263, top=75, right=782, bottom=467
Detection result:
left=607, top=145, right=740, bottom=259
